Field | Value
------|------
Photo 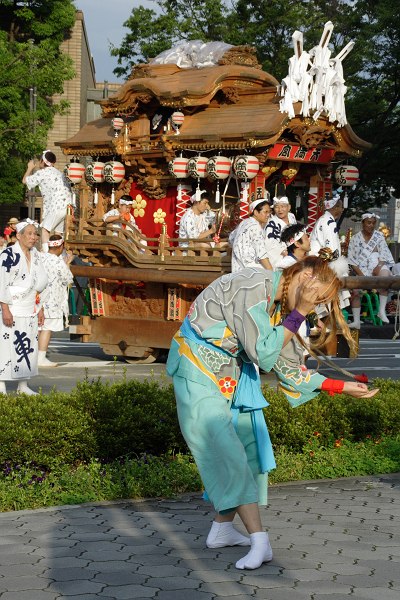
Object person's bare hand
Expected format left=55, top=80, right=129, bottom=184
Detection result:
left=209, top=224, right=216, bottom=234
left=343, top=381, right=379, bottom=398
left=37, top=308, right=45, bottom=327
left=1, top=305, right=13, bottom=327
left=27, top=159, right=36, bottom=170
left=296, top=277, right=321, bottom=315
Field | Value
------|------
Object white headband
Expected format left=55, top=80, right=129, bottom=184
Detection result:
left=249, top=198, right=269, bottom=213
left=362, top=212, right=377, bottom=221
left=273, top=196, right=289, bottom=205
left=285, top=228, right=307, bottom=247
left=15, top=218, right=37, bottom=233
left=48, top=237, right=64, bottom=247
left=119, top=199, right=133, bottom=205
left=325, top=195, right=340, bottom=210
left=42, top=150, right=53, bottom=167
left=190, top=190, right=206, bottom=203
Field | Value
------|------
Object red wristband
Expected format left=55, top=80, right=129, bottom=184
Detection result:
left=321, top=379, right=345, bottom=396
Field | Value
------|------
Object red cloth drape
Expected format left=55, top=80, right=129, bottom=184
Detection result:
left=128, top=182, right=179, bottom=246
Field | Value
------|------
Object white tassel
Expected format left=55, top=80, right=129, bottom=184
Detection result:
left=242, top=182, right=248, bottom=204
left=177, top=183, right=182, bottom=201
left=215, top=185, right=220, bottom=204
left=71, top=190, right=76, bottom=207
left=343, top=192, right=348, bottom=209
left=94, top=188, right=98, bottom=206
left=110, top=188, right=115, bottom=205
left=195, top=184, right=201, bottom=202
left=296, top=193, right=301, bottom=208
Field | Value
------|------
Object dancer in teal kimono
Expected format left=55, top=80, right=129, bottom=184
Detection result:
left=166, top=257, right=378, bottom=570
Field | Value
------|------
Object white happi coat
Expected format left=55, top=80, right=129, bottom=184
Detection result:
left=178, top=207, right=215, bottom=248
left=310, top=211, right=341, bottom=256
left=265, top=213, right=297, bottom=243
left=0, top=243, right=48, bottom=380
left=347, top=230, right=394, bottom=275
left=25, top=166, right=72, bottom=219
left=40, top=253, right=73, bottom=324
left=229, top=217, right=285, bottom=272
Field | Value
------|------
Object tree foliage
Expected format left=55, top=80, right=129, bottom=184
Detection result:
left=0, top=0, right=76, bottom=204
left=111, top=0, right=400, bottom=207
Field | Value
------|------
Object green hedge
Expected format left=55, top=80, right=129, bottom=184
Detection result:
left=0, top=377, right=399, bottom=469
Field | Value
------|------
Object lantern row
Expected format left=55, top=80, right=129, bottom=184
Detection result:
left=168, top=155, right=359, bottom=186
left=64, top=158, right=359, bottom=188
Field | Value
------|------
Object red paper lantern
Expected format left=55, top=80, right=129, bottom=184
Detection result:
left=168, top=157, right=189, bottom=178
left=64, top=162, right=85, bottom=185
left=335, top=165, right=359, bottom=187
left=104, top=161, right=125, bottom=184
left=206, top=156, right=231, bottom=180
left=233, top=155, right=260, bottom=180
left=171, top=111, right=185, bottom=127
left=85, top=161, right=105, bottom=184
left=187, top=156, right=208, bottom=179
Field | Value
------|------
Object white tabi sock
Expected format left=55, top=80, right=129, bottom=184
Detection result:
left=378, top=295, right=389, bottom=323
left=348, top=307, right=361, bottom=329
left=235, top=531, right=273, bottom=570
left=206, top=521, right=250, bottom=548
left=17, top=381, right=38, bottom=396
left=0, top=382, right=6, bottom=394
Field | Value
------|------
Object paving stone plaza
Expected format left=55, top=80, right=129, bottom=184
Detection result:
left=0, top=474, right=398, bottom=599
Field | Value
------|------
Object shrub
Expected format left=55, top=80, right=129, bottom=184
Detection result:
left=73, top=378, right=187, bottom=460
left=0, top=389, right=95, bottom=467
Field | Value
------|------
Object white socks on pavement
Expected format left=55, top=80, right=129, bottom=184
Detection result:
left=206, top=521, right=250, bottom=548
left=17, top=381, right=38, bottom=396
left=349, top=307, right=361, bottom=329
left=38, top=351, right=58, bottom=367
left=378, top=295, right=389, bottom=323
left=235, top=531, right=273, bottom=570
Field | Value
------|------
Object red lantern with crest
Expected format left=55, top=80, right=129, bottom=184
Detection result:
left=233, top=155, right=260, bottom=180
left=64, top=161, right=85, bottom=185
left=85, top=161, right=105, bottom=185
left=206, top=156, right=231, bottom=180
left=187, top=156, right=208, bottom=179
left=168, top=157, right=189, bottom=178
left=335, top=165, right=359, bottom=187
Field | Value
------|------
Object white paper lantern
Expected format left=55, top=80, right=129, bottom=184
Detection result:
left=187, top=156, right=208, bottom=179
left=112, top=117, right=124, bottom=137
left=171, top=111, right=185, bottom=127
left=104, top=161, right=125, bottom=184
left=168, top=157, right=189, bottom=178
left=335, top=165, right=359, bottom=187
left=64, top=162, right=85, bottom=185
left=206, top=156, right=231, bottom=180
left=233, top=155, right=260, bottom=180
left=85, top=161, right=105, bottom=184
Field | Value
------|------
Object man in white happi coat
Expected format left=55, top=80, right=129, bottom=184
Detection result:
left=347, top=212, right=394, bottom=326
left=38, top=234, right=74, bottom=367
left=23, top=150, right=73, bottom=252
left=310, top=194, right=350, bottom=303
left=103, top=195, right=147, bottom=250
left=265, top=196, right=297, bottom=243
left=0, top=220, right=48, bottom=395
left=178, top=190, right=216, bottom=248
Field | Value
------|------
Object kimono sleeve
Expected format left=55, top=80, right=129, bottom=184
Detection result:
left=25, top=171, right=42, bottom=191
left=235, top=299, right=285, bottom=373
left=0, top=249, right=17, bottom=304
left=179, top=211, right=197, bottom=238
left=273, top=342, right=326, bottom=407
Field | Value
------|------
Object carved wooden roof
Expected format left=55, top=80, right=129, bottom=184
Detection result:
left=57, top=45, right=370, bottom=158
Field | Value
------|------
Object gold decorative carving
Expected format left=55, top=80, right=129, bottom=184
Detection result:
left=289, top=122, right=334, bottom=148
left=218, top=45, right=261, bottom=69
left=128, top=64, right=152, bottom=80
left=222, top=87, right=240, bottom=104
